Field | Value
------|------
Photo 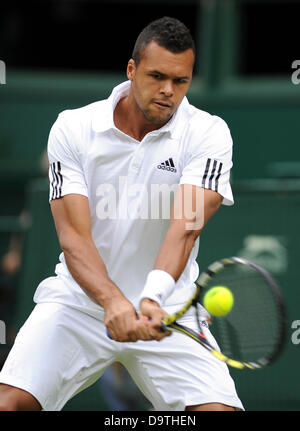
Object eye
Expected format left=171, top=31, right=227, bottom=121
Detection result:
left=151, top=73, right=163, bottom=80
left=174, top=78, right=189, bottom=84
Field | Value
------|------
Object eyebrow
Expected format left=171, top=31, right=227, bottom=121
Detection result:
left=149, top=69, right=190, bottom=80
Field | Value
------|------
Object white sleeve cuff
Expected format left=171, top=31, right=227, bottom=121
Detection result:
left=139, top=270, right=176, bottom=307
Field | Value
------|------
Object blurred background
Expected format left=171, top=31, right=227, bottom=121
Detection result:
left=0, top=0, right=299, bottom=411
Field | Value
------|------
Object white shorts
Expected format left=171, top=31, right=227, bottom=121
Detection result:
left=0, top=302, right=244, bottom=411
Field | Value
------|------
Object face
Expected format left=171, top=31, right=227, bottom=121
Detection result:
left=127, top=41, right=194, bottom=126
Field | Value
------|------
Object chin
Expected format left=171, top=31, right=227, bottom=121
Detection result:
left=144, top=111, right=172, bottom=126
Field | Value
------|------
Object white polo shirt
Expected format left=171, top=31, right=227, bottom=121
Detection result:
left=34, top=81, right=234, bottom=319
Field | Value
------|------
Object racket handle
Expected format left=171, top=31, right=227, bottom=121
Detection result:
left=106, top=329, right=112, bottom=339
left=161, top=322, right=168, bottom=332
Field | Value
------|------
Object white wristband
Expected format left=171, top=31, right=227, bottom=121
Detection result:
left=139, top=270, right=176, bottom=307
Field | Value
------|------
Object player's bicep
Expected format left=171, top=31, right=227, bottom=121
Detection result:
left=50, top=194, right=92, bottom=249
left=171, top=184, right=223, bottom=236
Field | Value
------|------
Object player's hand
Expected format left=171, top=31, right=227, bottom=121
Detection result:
left=104, top=294, right=159, bottom=342
left=138, top=298, right=172, bottom=341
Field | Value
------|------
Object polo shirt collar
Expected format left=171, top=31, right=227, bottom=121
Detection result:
left=92, top=80, right=187, bottom=138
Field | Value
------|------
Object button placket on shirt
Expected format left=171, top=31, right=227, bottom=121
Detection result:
left=129, top=134, right=156, bottom=173
left=130, top=148, right=145, bottom=172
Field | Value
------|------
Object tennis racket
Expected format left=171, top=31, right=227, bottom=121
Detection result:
left=161, top=256, right=287, bottom=370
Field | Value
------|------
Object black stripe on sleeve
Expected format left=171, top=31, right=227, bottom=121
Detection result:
left=215, top=162, right=223, bottom=192
left=202, top=158, right=224, bottom=192
left=50, top=163, right=57, bottom=199
left=202, top=158, right=211, bottom=188
left=50, top=161, right=63, bottom=199
left=208, top=159, right=218, bottom=190
left=53, top=162, right=60, bottom=199
left=57, top=161, right=63, bottom=198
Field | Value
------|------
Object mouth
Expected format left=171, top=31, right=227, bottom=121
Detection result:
left=153, top=100, right=172, bottom=109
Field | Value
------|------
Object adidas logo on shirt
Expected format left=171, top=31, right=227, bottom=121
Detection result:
left=157, top=158, right=177, bottom=173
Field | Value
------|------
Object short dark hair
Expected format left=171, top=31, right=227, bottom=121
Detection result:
left=132, top=17, right=195, bottom=66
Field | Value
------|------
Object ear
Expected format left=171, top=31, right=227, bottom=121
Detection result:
left=127, top=59, right=136, bottom=81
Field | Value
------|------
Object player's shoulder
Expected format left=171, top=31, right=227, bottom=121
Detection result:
left=183, top=101, right=229, bottom=134
left=178, top=99, right=231, bottom=144
left=56, top=99, right=107, bottom=129
left=176, top=100, right=232, bottom=154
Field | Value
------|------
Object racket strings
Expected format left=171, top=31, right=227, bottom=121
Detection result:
left=200, top=264, right=284, bottom=363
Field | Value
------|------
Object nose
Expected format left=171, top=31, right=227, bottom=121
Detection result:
left=160, top=80, right=174, bottom=97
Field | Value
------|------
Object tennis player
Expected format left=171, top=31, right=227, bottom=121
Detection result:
left=0, top=17, right=243, bottom=411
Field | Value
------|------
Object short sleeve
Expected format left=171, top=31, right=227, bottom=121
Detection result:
left=179, top=116, right=234, bottom=206
left=47, top=113, right=88, bottom=201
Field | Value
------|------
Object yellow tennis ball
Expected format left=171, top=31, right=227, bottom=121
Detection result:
left=203, top=286, right=234, bottom=316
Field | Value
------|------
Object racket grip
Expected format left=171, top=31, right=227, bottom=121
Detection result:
left=161, top=322, right=168, bottom=332
left=106, top=329, right=112, bottom=339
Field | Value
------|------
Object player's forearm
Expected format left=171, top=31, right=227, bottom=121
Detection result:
left=61, top=232, right=123, bottom=307
left=139, top=223, right=198, bottom=306
left=154, top=187, right=223, bottom=281
left=153, top=222, right=198, bottom=281
left=140, top=189, right=223, bottom=307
